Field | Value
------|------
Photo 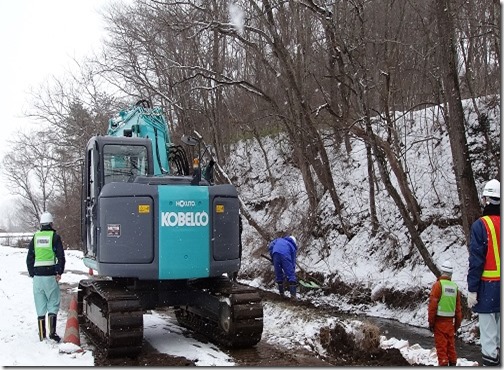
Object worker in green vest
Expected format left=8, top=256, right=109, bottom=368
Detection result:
left=428, top=260, right=462, bottom=366
left=26, top=212, right=66, bottom=342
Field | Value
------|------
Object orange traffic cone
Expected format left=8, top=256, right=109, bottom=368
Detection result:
left=63, top=295, right=81, bottom=349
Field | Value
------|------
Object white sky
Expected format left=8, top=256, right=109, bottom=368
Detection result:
left=0, top=0, right=108, bottom=224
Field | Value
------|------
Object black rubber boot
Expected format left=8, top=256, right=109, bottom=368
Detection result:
left=289, top=282, right=297, bottom=300
left=38, top=316, right=46, bottom=341
left=48, top=313, right=61, bottom=343
left=276, top=281, right=285, bottom=298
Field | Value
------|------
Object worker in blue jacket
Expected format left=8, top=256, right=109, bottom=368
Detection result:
left=467, top=179, right=500, bottom=366
left=269, top=235, right=298, bottom=299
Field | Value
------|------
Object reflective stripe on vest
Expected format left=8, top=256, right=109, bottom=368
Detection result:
left=34, top=230, right=55, bottom=267
left=437, top=279, right=457, bottom=317
left=481, top=215, right=500, bottom=281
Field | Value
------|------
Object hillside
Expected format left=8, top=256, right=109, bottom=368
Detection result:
left=228, top=96, right=500, bottom=336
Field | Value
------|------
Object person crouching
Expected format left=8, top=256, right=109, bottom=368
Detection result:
left=268, top=235, right=298, bottom=299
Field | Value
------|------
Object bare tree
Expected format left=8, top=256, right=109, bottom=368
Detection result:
left=1, top=132, right=57, bottom=229
left=10, top=0, right=498, bottom=267
left=435, top=0, right=480, bottom=244
left=23, top=67, right=117, bottom=247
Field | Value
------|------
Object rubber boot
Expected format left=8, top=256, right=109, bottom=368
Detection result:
left=37, top=316, right=46, bottom=341
left=48, top=313, right=61, bottom=342
left=289, top=283, right=297, bottom=300
left=276, top=281, right=286, bottom=298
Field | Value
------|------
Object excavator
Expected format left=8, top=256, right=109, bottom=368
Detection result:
left=78, top=99, right=263, bottom=357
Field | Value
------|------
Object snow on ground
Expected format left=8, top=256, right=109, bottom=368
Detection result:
left=144, top=311, right=235, bottom=366
left=0, top=247, right=93, bottom=366
left=0, top=245, right=478, bottom=366
left=0, top=245, right=232, bottom=366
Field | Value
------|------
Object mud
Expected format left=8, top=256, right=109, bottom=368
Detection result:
left=91, top=332, right=409, bottom=367
left=93, top=341, right=196, bottom=366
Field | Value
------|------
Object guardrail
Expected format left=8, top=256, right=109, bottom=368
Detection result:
left=0, top=232, right=33, bottom=247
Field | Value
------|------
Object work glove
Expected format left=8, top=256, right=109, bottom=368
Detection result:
left=467, top=292, right=478, bottom=308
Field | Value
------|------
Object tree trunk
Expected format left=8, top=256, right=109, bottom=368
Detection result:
left=368, top=123, right=441, bottom=277
left=366, top=141, right=379, bottom=236
left=435, top=0, right=480, bottom=246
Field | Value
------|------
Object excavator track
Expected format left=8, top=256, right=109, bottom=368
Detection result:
left=77, top=279, right=144, bottom=358
left=77, top=277, right=262, bottom=357
left=174, top=278, right=263, bottom=348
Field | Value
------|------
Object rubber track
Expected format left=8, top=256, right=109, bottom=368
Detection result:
left=78, top=279, right=143, bottom=358
left=174, top=280, right=263, bottom=348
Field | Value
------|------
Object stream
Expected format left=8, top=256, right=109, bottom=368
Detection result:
left=261, top=288, right=483, bottom=364
left=364, top=315, right=482, bottom=363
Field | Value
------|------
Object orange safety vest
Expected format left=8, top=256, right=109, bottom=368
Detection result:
left=480, top=215, right=500, bottom=281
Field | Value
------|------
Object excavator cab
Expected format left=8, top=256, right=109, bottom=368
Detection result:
left=104, top=143, right=150, bottom=183
left=81, top=135, right=154, bottom=259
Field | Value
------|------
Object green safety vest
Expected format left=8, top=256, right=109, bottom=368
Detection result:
left=34, top=230, right=56, bottom=267
left=437, top=279, right=457, bottom=317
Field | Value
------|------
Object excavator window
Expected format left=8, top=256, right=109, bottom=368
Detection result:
left=103, top=144, right=149, bottom=184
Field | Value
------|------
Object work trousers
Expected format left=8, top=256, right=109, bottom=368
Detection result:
left=271, top=252, right=296, bottom=284
left=479, top=313, right=501, bottom=366
left=434, top=318, right=457, bottom=366
left=32, top=275, right=60, bottom=317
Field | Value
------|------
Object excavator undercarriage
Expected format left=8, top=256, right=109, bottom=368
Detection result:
left=77, top=276, right=263, bottom=357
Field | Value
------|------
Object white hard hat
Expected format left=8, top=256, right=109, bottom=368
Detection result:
left=288, top=235, right=297, bottom=245
left=440, top=260, right=453, bottom=275
left=483, top=179, right=500, bottom=199
left=40, top=212, right=53, bottom=225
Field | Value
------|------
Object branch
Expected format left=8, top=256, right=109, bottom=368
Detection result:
left=193, top=130, right=273, bottom=242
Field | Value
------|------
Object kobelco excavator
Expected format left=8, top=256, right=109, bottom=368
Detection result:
left=78, top=99, right=263, bottom=357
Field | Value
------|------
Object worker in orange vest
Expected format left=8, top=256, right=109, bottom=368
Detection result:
left=428, top=260, right=463, bottom=366
left=467, top=179, right=501, bottom=366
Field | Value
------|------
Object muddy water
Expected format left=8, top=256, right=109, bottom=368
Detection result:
left=226, top=341, right=333, bottom=366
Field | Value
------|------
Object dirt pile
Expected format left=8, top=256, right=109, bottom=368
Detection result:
left=319, top=321, right=412, bottom=366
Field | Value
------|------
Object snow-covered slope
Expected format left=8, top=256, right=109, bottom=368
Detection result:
left=228, top=96, right=500, bottom=335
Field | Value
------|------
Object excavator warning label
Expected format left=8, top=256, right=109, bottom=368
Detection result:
left=216, top=204, right=224, bottom=213
left=138, top=204, right=150, bottom=214
left=107, top=224, right=121, bottom=237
